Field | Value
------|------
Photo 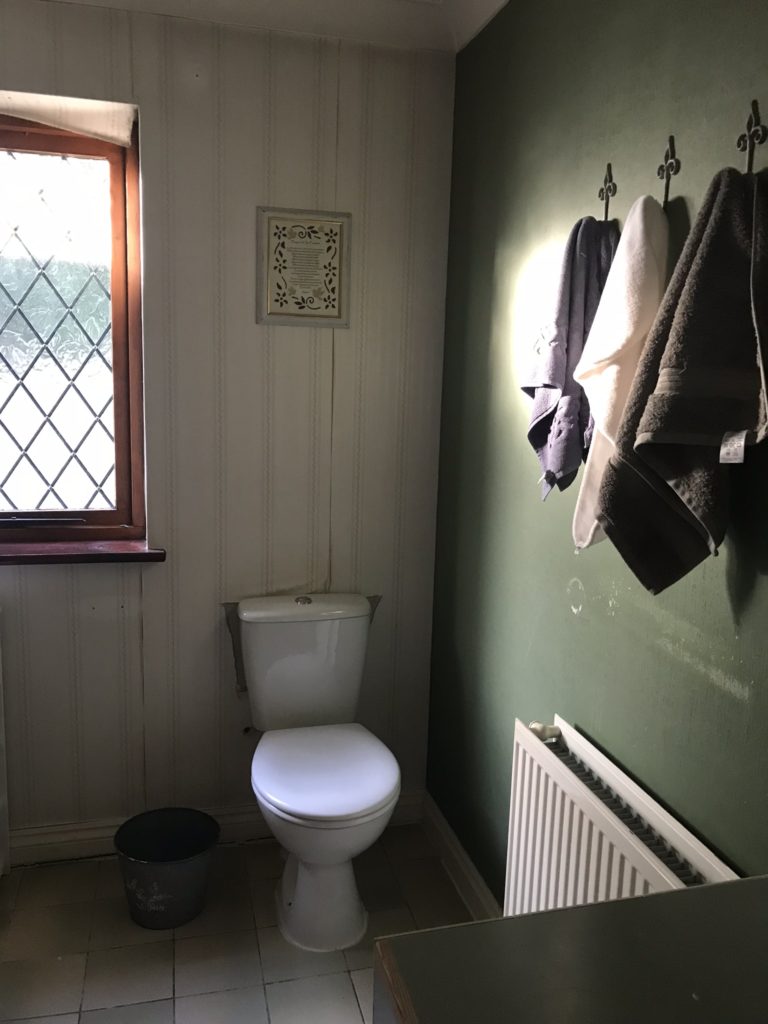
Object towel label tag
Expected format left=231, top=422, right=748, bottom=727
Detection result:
left=720, top=430, right=747, bottom=464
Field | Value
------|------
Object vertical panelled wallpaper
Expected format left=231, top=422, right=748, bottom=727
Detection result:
left=0, top=0, right=453, bottom=849
left=429, top=0, right=768, bottom=899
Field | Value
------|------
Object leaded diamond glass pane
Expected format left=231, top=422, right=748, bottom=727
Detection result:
left=0, top=234, right=38, bottom=302
left=98, top=328, right=112, bottom=369
left=0, top=427, right=20, bottom=473
left=0, top=148, right=116, bottom=511
left=38, top=491, right=66, bottom=510
left=2, top=456, right=47, bottom=510
left=48, top=313, right=96, bottom=376
left=22, top=276, right=66, bottom=342
left=0, top=287, right=13, bottom=330
left=46, top=256, right=92, bottom=307
left=54, top=459, right=97, bottom=509
left=77, top=423, right=114, bottom=482
left=27, top=424, right=71, bottom=483
left=100, top=398, right=114, bottom=439
left=25, top=351, right=70, bottom=415
left=0, top=310, right=43, bottom=376
left=76, top=352, right=113, bottom=414
left=87, top=491, right=111, bottom=510
left=74, top=276, right=111, bottom=341
left=50, top=388, right=94, bottom=450
left=2, top=388, right=43, bottom=448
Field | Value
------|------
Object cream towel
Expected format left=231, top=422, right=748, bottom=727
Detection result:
left=572, top=196, right=668, bottom=549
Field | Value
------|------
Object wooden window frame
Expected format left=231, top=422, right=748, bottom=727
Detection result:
left=0, top=116, right=162, bottom=562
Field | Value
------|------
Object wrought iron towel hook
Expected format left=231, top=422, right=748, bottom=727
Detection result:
left=657, top=135, right=681, bottom=208
left=598, top=163, right=617, bottom=220
left=737, top=99, right=767, bottom=173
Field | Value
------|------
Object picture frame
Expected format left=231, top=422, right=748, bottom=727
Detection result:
left=256, top=206, right=351, bottom=328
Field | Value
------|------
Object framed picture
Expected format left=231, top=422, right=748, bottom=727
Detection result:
left=256, top=207, right=351, bottom=328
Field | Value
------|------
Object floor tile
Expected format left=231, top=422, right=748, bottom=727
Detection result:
left=354, top=853, right=404, bottom=912
left=266, top=972, right=364, bottom=1024
left=15, top=860, right=99, bottom=908
left=81, top=941, right=173, bottom=1010
left=381, top=824, right=435, bottom=866
left=0, top=953, right=86, bottom=1019
left=173, top=878, right=255, bottom=939
left=344, top=907, right=416, bottom=971
left=257, top=926, right=346, bottom=983
left=354, top=842, right=389, bottom=874
left=250, top=876, right=277, bottom=928
left=0, top=902, right=92, bottom=961
left=80, top=1001, right=173, bottom=1023
left=396, top=857, right=472, bottom=929
left=174, top=986, right=269, bottom=1024
left=245, top=840, right=284, bottom=880
left=95, top=860, right=125, bottom=901
left=175, top=930, right=262, bottom=996
left=209, top=846, right=249, bottom=889
left=90, top=898, right=172, bottom=950
left=3, top=1017, right=79, bottom=1024
left=0, top=870, right=22, bottom=915
left=351, top=968, right=373, bottom=1024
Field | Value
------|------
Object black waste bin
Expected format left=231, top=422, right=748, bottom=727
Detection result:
left=114, top=807, right=220, bottom=929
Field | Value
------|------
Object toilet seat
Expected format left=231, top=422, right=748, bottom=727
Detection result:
left=251, top=723, right=400, bottom=824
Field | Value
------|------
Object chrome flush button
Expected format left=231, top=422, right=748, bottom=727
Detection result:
left=295, top=596, right=312, bottom=605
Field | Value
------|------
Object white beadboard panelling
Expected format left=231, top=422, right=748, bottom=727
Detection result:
left=331, top=44, right=453, bottom=789
left=0, top=0, right=56, bottom=94
left=131, top=9, right=177, bottom=808
left=355, top=47, right=416, bottom=755
left=28, top=570, right=81, bottom=824
left=216, top=23, right=271, bottom=806
left=391, top=51, right=454, bottom=789
left=261, top=33, right=335, bottom=595
left=0, top=571, right=32, bottom=826
left=69, top=566, right=144, bottom=820
left=39, top=0, right=507, bottom=53
left=0, top=0, right=454, bottom=839
left=328, top=41, right=370, bottom=595
left=163, top=16, right=221, bottom=808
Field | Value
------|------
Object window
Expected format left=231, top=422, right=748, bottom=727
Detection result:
left=0, top=116, right=160, bottom=562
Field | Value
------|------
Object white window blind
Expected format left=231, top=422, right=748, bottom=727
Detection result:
left=0, top=91, right=136, bottom=147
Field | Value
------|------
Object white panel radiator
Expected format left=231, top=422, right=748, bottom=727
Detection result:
left=504, top=716, right=737, bottom=917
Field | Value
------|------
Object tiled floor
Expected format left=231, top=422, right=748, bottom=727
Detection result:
left=0, top=823, right=471, bottom=1023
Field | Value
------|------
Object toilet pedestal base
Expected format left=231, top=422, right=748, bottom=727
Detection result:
left=276, top=852, right=368, bottom=952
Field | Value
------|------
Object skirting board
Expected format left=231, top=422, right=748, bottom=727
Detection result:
left=8, top=789, right=425, bottom=867
left=422, top=793, right=501, bottom=921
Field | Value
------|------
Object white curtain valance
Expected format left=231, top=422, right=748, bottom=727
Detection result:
left=0, top=91, right=136, bottom=147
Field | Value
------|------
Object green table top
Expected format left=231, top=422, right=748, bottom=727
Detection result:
left=375, top=875, right=767, bottom=1023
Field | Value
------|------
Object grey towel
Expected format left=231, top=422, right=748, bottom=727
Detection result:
left=522, top=216, right=620, bottom=498
left=597, top=167, right=768, bottom=593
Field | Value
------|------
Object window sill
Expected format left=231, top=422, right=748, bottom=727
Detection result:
left=0, top=540, right=166, bottom=565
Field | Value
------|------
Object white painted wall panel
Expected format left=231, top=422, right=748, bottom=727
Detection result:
left=390, top=52, right=454, bottom=788
left=0, top=0, right=454, bottom=843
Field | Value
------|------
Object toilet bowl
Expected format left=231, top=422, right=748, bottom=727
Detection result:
left=251, top=722, right=400, bottom=951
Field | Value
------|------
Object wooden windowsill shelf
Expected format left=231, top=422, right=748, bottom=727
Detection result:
left=0, top=540, right=166, bottom=565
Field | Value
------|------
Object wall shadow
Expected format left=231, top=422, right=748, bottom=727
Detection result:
left=664, top=195, right=691, bottom=281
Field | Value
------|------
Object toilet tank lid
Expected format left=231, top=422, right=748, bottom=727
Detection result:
left=238, top=593, right=370, bottom=623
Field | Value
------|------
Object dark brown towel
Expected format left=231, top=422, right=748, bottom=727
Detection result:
left=597, top=167, right=768, bottom=593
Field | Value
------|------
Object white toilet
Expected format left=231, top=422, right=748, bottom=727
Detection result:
left=238, top=593, right=400, bottom=952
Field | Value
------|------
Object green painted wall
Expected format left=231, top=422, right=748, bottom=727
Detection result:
left=428, top=0, right=768, bottom=901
